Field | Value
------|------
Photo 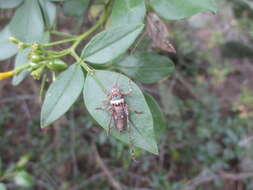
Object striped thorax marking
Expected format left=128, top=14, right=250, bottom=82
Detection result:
left=110, top=98, right=124, bottom=106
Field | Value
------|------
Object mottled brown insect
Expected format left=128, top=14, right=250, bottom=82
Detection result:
left=96, top=80, right=142, bottom=159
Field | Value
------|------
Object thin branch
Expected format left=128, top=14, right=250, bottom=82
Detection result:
left=183, top=170, right=253, bottom=190
left=219, top=171, right=253, bottom=181
left=70, top=169, right=122, bottom=190
left=0, top=95, right=36, bottom=103
left=175, top=70, right=208, bottom=105
left=92, top=143, right=123, bottom=190
left=70, top=110, right=79, bottom=176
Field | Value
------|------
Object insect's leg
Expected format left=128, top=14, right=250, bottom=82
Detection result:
left=124, top=104, right=136, bottom=161
left=96, top=106, right=107, bottom=110
left=107, top=113, right=113, bottom=135
left=121, top=80, right=133, bottom=95
left=96, top=103, right=112, bottom=110
left=107, top=107, right=115, bottom=135
left=129, top=108, right=143, bottom=114
left=96, top=105, right=114, bottom=135
left=128, top=106, right=143, bottom=114
left=103, top=93, right=112, bottom=103
left=98, top=94, right=111, bottom=108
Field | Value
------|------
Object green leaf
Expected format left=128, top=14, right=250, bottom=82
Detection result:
left=63, top=0, right=90, bottom=17
left=0, top=26, right=18, bottom=61
left=116, top=51, right=175, bottom=84
left=144, top=92, right=166, bottom=141
left=12, top=49, right=30, bottom=86
left=14, top=171, right=34, bottom=188
left=41, top=64, right=84, bottom=128
left=83, top=70, right=158, bottom=154
left=0, top=0, right=23, bottom=9
left=12, top=32, right=50, bottom=85
left=81, top=24, right=144, bottom=64
left=0, top=157, right=2, bottom=170
left=110, top=0, right=146, bottom=26
left=0, top=183, right=6, bottom=190
left=48, top=0, right=65, bottom=2
left=149, top=0, right=217, bottom=20
left=9, top=0, right=45, bottom=42
left=16, top=153, right=32, bottom=168
left=39, top=0, right=57, bottom=28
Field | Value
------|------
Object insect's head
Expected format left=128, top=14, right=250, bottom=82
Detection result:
left=111, top=85, right=120, bottom=96
left=110, top=74, right=122, bottom=97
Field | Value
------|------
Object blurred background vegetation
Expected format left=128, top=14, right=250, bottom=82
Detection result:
left=1, top=0, right=253, bottom=189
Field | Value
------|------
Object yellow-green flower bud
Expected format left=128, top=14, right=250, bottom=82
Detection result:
left=30, top=55, right=42, bottom=63
left=29, top=62, right=37, bottom=67
left=47, top=60, right=68, bottom=71
left=18, top=42, right=29, bottom=50
left=31, top=42, right=39, bottom=50
left=31, top=66, right=45, bottom=80
left=9, top=36, right=19, bottom=44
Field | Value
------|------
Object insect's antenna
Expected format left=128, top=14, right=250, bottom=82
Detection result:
left=114, top=74, right=121, bottom=87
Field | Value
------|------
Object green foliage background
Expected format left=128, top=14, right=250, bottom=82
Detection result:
left=1, top=0, right=253, bottom=189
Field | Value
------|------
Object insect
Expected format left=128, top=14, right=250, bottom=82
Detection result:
left=96, top=79, right=142, bottom=160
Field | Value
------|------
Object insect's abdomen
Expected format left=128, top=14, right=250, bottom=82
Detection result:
left=115, top=118, right=125, bottom=131
left=111, top=98, right=125, bottom=132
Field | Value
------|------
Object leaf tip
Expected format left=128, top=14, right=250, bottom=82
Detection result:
left=40, top=115, right=49, bottom=129
left=152, top=144, right=159, bottom=155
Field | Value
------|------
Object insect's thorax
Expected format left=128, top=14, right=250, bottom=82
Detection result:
left=110, top=95, right=124, bottom=106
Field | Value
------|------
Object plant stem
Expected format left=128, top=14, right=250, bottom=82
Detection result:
left=71, top=18, right=103, bottom=51
left=71, top=51, right=93, bottom=73
left=0, top=172, right=16, bottom=181
left=70, top=2, right=112, bottom=51
left=50, top=30, right=77, bottom=38
left=46, top=49, right=71, bottom=59
left=44, top=38, right=77, bottom=47
left=38, top=1, right=111, bottom=67
left=14, top=64, right=31, bottom=74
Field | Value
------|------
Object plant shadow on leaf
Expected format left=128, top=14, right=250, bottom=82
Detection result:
left=83, top=70, right=158, bottom=154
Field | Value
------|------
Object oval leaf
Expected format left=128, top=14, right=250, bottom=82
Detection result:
left=150, top=0, right=217, bottom=20
left=83, top=70, right=158, bottom=154
left=39, top=0, right=57, bottom=28
left=0, top=183, right=6, bottom=190
left=81, top=24, right=144, bottom=64
left=63, top=0, right=90, bottom=17
left=12, top=49, right=30, bottom=86
left=49, top=0, right=65, bottom=2
left=144, top=92, right=166, bottom=141
left=9, top=0, right=44, bottom=42
left=116, top=51, right=175, bottom=84
left=14, top=171, right=34, bottom=188
left=110, top=0, right=146, bottom=26
left=0, top=26, right=18, bottom=61
left=0, top=0, right=23, bottom=9
left=41, top=64, right=84, bottom=128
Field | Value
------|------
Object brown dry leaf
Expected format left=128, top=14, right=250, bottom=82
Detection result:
left=146, top=12, right=176, bottom=53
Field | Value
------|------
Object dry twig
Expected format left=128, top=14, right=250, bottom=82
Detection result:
left=92, top=143, right=123, bottom=190
left=183, top=170, right=253, bottom=190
